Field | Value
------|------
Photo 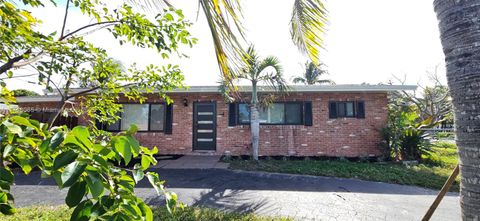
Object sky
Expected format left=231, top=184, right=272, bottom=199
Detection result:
left=7, top=0, right=447, bottom=92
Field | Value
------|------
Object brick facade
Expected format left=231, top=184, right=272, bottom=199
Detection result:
left=18, top=92, right=388, bottom=157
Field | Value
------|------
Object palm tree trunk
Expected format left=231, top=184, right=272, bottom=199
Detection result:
left=434, top=0, right=480, bottom=219
left=251, top=81, right=260, bottom=161
left=251, top=105, right=260, bottom=161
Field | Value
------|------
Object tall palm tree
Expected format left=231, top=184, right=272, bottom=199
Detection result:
left=136, top=0, right=327, bottom=82
left=434, top=0, right=480, bottom=218
left=222, top=45, right=288, bottom=160
left=293, top=61, right=333, bottom=85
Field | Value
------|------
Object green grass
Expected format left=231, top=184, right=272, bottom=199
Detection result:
left=227, top=141, right=459, bottom=191
left=0, top=205, right=290, bottom=221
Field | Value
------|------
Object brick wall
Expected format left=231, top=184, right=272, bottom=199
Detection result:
left=18, top=92, right=388, bottom=157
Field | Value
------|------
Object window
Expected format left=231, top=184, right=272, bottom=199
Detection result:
left=28, top=111, right=78, bottom=129
left=329, top=101, right=365, bottom=119
left=150, top=104, right=165, bottom=131
left=105, top=103, right=166, bottom=132
left=238, top=103, right=250, bottom=124
left=337, top=102, right=355, bottom=117
left=237, top=103, right=303, bottom=125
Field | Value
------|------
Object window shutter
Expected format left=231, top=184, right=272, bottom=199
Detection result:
left=303, top=101, right=313, bottom=126
left=329, top=101, right=337, bottom=119
left=356, top=101, right=365, bottom=118
left=164, top=103, right=173, bottom=134
left=228, top=103, right=237, bottom=126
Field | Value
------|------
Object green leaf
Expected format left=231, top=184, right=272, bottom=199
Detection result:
left=10, top=116, right=37, bottom=131
left=127, top=135, right=140, bottom=157
left=66, top=181, right=87, bottom=208
left=121, top=203, right=142, bottom=219
left=49, top=131, right=64, bottom=150
left=52, top=171, right=62, bottom=186
left=146, top=172, right=163, bottom=195
left=70, top=200, right=92, bottom=221
left=132, top=164, right=144, bottom=184
left=141, top=155, right=150, bottom=170
left=165, top=13, right=174, bottom=21
left=0, top=192, right=7, bottom=203
left=99, top=195, right=114, bottom=210
left=64, top=135, right=85, bottom=151
left=138, top=201, right=153, bottom=221
left=61, top=162, right=86, bottom=187
left=2, top=145, right=15, bottom=158
left=126, top=124, right=138, bottom=134
left=71, top=127, right=92, bottom=149
left=0, top=168, right=14, bottom=183
left=92, top=155, right=109, bottom=168
left=0, top=181, right=10, bottom=191
left=17, top=137, right=37, bottom=147
left=165, top=191, right=178, bottom=213
left=112, top=137, right=132, bottom=165
left=0, top=203, right=16, bottom=215
left=89, top=201, right=105, bottom=218
left=86, top=172, right=103, bottom=199
left=39, top=139, right=50, bottom=154
left=118, top=175, right=135, bottom=193
left=53, top=150, right=78, bottom=170
left=3, top=121, right=22, bottom=135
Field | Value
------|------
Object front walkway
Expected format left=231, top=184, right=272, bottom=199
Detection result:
left=155, top=155, right=229, bottom=169
left=12, top=168, right=460, bottom=221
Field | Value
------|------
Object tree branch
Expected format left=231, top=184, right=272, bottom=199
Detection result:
left=59, top=20, right=122, bottom=41
left=60, top=0, right=71, bottom=39
left=0, top=49, right=31, bottom=75
left=66, top=86, right=101, bottom=100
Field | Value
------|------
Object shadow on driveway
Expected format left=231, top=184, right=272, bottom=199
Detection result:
left=13, top=168, right=456, bottom=196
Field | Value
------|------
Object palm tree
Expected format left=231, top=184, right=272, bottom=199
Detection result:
left=293, top=61, right=333, bottom=85
left=434, top=0, right=480, bottom=218
left=136, top=0, right=327, bottom=81
left=223, top=45, right=288, bottom=160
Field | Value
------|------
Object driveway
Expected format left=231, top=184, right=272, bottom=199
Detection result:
left=12, top=168, right=460, bottom=221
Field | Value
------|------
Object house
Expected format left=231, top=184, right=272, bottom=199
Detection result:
left=14, top=84, right=416, bottom=157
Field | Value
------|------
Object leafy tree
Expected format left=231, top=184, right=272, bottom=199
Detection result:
left=0, top=0, right=196, bottom=219
left=0, top=113, right=168, bottom=220
left=292, top=61, right=333, bottom=85
left=382, top=85, right=446, bottom=161
left=1, top=0, right=196, bottom=126
left=394, top=70, right=452, bottom=124
left=434, top=1, right=480, bottom=217
left=12, top=89, right=39, bottom=97
left=220, top=46, right=288, bottom=160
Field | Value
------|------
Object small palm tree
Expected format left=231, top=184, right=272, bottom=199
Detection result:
left=221, top=45, right=288, bottom=160
left=293, top=61, right=333, bottom=85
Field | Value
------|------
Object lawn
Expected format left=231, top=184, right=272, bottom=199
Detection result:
left=0, top=205, right=290, bottom=221
left=227, top=141, right=459, bottom=191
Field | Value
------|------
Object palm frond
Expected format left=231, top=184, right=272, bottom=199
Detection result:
left=200, top=0, right=247, bottom=83
left=129, top=0, right=246, bottom=86
left=217, top=76, right=235, bottom=102
left=258, top=56, right=283, bottom=77
left=315, top=79, right=334, bottom=85
left=125, top=0, right=173, bottom=12
left=290, top=0, right=328, bottom=65
left=257, top=56, right=289, bottom=94
left=300, top=61, right=330, bottom=85
left=292, top=77, right=306, bottom=84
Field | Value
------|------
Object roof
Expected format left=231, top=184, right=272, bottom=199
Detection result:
left=14, top=95, right=65, bottom=103
left=14, top=84, right=417, bottom=103
left=171, top=85, right=417, bottom=93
